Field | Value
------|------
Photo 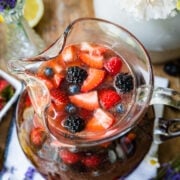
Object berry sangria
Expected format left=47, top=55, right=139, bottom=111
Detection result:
left=10, top=18, right=180, bottom=180
left=16, top=42, right=154, bottom=180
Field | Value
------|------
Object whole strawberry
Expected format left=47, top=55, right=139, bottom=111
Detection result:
left=0, top=79, right=9, bottom=92
left=30, top=127, right=47, bottom=148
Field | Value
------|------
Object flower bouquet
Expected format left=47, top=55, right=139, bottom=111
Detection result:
left=115, top=0, right=180, bottom=21
left=0, top=0, right=17, bottom=12
left=93, top=0, right=180, bottom=63
left=153, top=157, right=180, bottom=180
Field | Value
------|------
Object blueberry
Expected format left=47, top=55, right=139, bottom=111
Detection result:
left=68, top=84, right=80, bottom=94
left=44, top=67, right=54, bottom=77
left=115, top=104, right=125, bottom=113
left=65, top=104, right=77, bottom=114
left=163, top=61, right=180, bottom=76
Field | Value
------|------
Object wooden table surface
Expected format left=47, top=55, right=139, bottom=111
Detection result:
left=0, top=0, right=179, bottom=170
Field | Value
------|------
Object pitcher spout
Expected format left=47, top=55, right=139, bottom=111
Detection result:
left=7, top=30, right=69, bottom=131
left=8, top=59, right=50, bottom=125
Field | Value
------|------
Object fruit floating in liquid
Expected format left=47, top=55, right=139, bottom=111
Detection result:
left=18, top=42, right=153, bottom=179
left=36, top=42, right=134, bottom=138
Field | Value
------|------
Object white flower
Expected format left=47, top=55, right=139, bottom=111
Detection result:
left=117, top=0, right=178, bottom=20
left=146, top=156, right=160, bottom=168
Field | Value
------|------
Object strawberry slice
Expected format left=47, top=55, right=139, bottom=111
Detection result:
left=80, top=42, right=107, bottom=56
left=0, top=98, right=5, bottom=110
left=79, top=109, right=92, bottom=120
left=0, top=79, right=14, bottom=102
left=69, top=91, right=99, bottom=110
left=0, top=79, right=9, bottom=92
left=99, top=89, right=121, bottom=109
left=52, top=73, right=64, bottom=88
left=37, top=60, right=63, bottom=76
left=37, top=60, right=64, bottom=89
left=82, top=154, right=101, bottom=168
left=81, top=68, right=105, bottom=92
left=24, top=94, right=32, bottom=107
left=30, top=127, right=47, bottom=147
left=79, top=52, right=103, bottom=69
left=61, top=45, right=77, bottom=63
left=86, top=108, right=115, bottom=131
left=86, top=117, right=105, bottom=131
left=92, top=46, right=107, bottom=56
left=59, top=149, right=81, bottom=164
left=104, top=56, right=123, bottom=75
left=50, top=89, right=69, bottom=110
left=38, top=73, right=64, bottom=90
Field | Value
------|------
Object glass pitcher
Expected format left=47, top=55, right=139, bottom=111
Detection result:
left=8, top=18, right=180, bottom=179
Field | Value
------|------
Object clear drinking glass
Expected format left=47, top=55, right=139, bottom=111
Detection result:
left=8, top=18, right=180, bottom=179
left=0, top=0, right=45, bottom=72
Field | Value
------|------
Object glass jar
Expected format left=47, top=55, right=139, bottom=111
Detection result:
left=0, top=0, right=45, bottom=72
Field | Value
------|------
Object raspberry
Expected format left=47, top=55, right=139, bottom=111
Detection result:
left=64, top=115, right=85, bottom=133
left=104, top=57, right=122, bottom=75
left=114, top=73, right=133, bottom=93
left=99, top=89, right=121, bottom=109
left=66, top=66, right=88, bottom=84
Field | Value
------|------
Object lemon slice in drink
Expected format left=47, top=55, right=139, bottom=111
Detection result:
left=0, top=0, right=44, bottom=27
left=23, top=0, right=44, bottom=27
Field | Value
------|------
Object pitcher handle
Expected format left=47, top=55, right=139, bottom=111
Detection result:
left=153, top=118, right=180, bottom=144
left=150, top=87, right=180, bottom=110
left=149, top=87, right=180, bottom=144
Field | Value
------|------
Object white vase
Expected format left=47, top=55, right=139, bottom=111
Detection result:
left=93, top=0, right=180, bottom=63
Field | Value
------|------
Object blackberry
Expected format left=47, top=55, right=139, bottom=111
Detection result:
left=114, top=73, right=133, bottom=93
left=66, top=66, right=88, bottom=84
left=64, top=115, right=85, bottom=133
left=44, top=67, right=54, bottom=77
